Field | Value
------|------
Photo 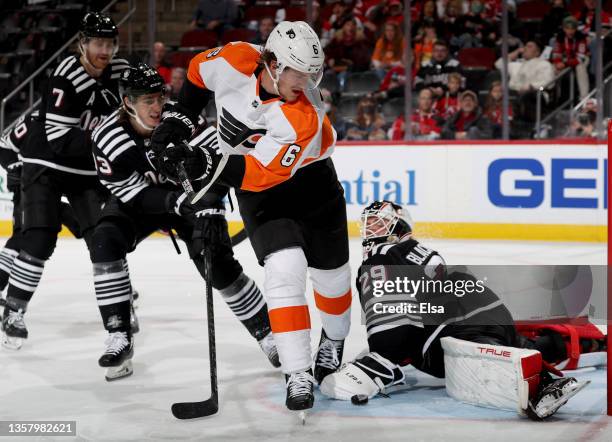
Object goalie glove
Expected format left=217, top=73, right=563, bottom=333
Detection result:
left=319, top=352, right=405, bottom=401
left=150, top=102, right=196, bottom=155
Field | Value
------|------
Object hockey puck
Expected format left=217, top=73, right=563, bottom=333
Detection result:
left=351, top=394, right=369, bottom=405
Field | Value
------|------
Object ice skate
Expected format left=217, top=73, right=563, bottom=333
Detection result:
left=99, top=331, right=134, bottom=381
left=1, top=307, right=27, bottom=350
left=285, top=369, right=315, bottom=424
left=313, top=329, right=344, bottom=384
left=527, top=377, right=590, bottom=420
left=258, top=332, right=280, bottom=368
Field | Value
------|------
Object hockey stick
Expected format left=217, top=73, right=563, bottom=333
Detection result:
left=171, top=163, right=219, bottom=419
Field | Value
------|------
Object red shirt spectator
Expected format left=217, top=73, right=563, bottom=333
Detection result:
left=325, top=18, right=373, bottom=73
left=410, top=88, right=443, bottom=139
left=153, top=41, right=172, bottom=84
left=390, top=114, right=405, bottom=140
left=434, top=72, right=462, bottom=117
left=552, top=17, right=589, bottom=69
left=574, top=0, right=612, bottom=34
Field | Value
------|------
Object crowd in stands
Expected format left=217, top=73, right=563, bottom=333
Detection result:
left=172, top=0, right=611, bottom=140
left=1, top=0, right=610, bottom=139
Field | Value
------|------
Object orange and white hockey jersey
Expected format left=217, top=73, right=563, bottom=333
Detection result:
left=187, top=42, right=337, bottom=192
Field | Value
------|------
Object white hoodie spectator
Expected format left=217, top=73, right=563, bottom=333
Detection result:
left=494, top=41, right=554, bottom=93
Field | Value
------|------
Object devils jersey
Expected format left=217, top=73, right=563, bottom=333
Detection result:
left=358, top=238, right=511, bottom=349
left=0, top=110, right=38, bottom=170
left=92, top=111, right=214, bottom=205
left=21, top=55, right=129, bottom=176
left=358, top=238, right=446, bottom=338
left=187, top=42, right=336, bottom=192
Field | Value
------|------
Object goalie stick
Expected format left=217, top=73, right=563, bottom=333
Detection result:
left=171, top=162, right=219, bottom=420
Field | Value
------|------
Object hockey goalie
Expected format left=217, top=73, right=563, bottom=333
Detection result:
left=320, top=200, right=597, bottom=420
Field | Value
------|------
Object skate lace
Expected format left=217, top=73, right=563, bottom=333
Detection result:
left=286, top=371, right=315, bottom=399
left=316, top=338, right=341, bottom=370
left=103, top=332, right=129, bottom=356
left=7, top=309, right=26, bottom=329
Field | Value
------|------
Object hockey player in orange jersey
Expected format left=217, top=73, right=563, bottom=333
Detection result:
left=150, top=21, right=351, bottom=415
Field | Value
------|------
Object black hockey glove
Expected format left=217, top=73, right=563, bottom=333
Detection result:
left=6, top=161, right=22, bottom=194
left=150, top=102, right=196, bottom=155
left=165, top=191, right=226, bottom=254
left=157, top=127, right=225, bottom=190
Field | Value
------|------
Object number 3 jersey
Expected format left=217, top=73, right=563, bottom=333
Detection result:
left=92, top=110, right=215, bottom=209
left=21, top=55, right=129, bottom=176
left=186, top=42, right=337, bottom=192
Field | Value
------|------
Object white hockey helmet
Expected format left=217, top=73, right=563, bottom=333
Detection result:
left=264, top=21, right=324, bottom=90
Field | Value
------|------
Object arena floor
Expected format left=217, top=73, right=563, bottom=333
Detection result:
left=0, top=237, right=609, bottom=441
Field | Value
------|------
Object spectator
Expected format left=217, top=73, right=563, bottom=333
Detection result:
left=371, top=22, right=405, bottom=80
left=321, top=1, right=358, bottom=47
left=325, top=17, right=373, bottom=85
left=575, top=0, right=612, bottom=34
left=380, top=0, right=406, bottom=28
left=169, top=67, right=186, bottom=100
left=410, top=88, right=443, bottom=140
left=494, top=40, right=555, bottom=121
left=190, top=0, right=237, bottom=33
left=434, top=72, right=462, bottom=117
left=375, top=65, right=410, bottom=101
left=552, top=16, right=590, bottom=99
left=483, top=81, right=513, bottom=137
left=251, top=16, right=274, bottom=46
left=321, top=88, right=348, bottom=140
left=542, top=0, right=570, bottom=42
left=389, top=114, right=406, bottom=140
left=450, top=0, right=494, bottom=49
left=152, top=41, right=172, bottom=84
left=414, top=19, right=439, bottom=67
left=566, top=99, right=600, bottom=138
left=353, top=0, right=382, bottom=34
left=415, top=40, right=463, bottom=99
left=414, top=0, right=441, bottom=32
left=346, top=96, right=387, bottom=141
left=441, top=90, right=494, bottom=139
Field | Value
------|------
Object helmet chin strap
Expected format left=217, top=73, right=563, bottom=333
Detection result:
left=263, top=62, right=281, bottom=96
left=124, top=100, right=155, bottom=133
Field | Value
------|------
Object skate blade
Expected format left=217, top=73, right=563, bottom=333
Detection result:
left=295, top=410, right=307, bottom=425
left=104, top=360, right=133, bottom=382
left=2, top=333, right=23, bottom=350
left=534, top=380, right=591, bottom=418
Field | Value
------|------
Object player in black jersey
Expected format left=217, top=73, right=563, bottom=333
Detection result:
left=320, top=200, right=589, bottom=420
left=89, top=62, right=278, bottom=381
left=0, top=111, right=83, bottom=294
left=0, top=12, right=130, bottom=350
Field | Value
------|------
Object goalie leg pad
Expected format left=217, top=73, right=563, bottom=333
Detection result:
left=320, top=352, right=405, bottom=400
left=441, top=337, right=542, bottom=414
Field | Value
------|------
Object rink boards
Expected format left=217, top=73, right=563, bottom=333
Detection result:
left=0, top=140, right=606, bottom=242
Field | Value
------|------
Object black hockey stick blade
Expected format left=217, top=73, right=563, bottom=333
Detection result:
left=171, top=398, right=218, bottom=419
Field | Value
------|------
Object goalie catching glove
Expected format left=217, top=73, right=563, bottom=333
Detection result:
left=319, top=352, right=405, bottom=400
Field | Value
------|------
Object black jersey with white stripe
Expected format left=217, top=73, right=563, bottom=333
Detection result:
left=0, top=109, right=40, bottom=170
left=20, top=55, right=129, bottom=175
left=92, top=111, right=217, bottom=209
left=358, top=238, right=446, bottom=338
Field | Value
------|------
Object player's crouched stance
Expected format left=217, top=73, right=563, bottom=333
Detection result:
left=89, top=63, right=278, bottom=381
left=320, top=201, right=588, bottom=420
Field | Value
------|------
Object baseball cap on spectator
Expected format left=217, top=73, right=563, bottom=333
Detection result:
left=562, top=16, right=579, bottom=29
left=460, top=90, right=478, bottom=101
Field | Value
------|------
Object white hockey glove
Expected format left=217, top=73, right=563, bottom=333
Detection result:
left=319, top=352, right=405, bottom=401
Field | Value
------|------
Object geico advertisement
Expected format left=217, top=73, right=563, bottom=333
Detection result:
left=0, top=144, right=606, bottom=227
left=331, top=144, right=607, bottom=225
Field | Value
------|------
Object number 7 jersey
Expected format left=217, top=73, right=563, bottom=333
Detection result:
left=187, top=42, right=337, bottom=192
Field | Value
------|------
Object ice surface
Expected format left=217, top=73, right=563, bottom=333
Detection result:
left=0, top=238, right=609, bottom=441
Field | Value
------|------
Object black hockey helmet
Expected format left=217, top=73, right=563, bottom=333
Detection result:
left=360, top=200, right=413, bottom=251
left=119, top=62, right=165, bottom=100
left=79, top=12, right=118, bottom=40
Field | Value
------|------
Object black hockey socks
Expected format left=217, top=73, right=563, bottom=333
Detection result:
left=219, top=272, right=270, bottom=340
left=6, top=251, right=45, bottom=307
left=0, top=247, right=18, bottom=291
left=93, top=260, right=132, bottom=333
